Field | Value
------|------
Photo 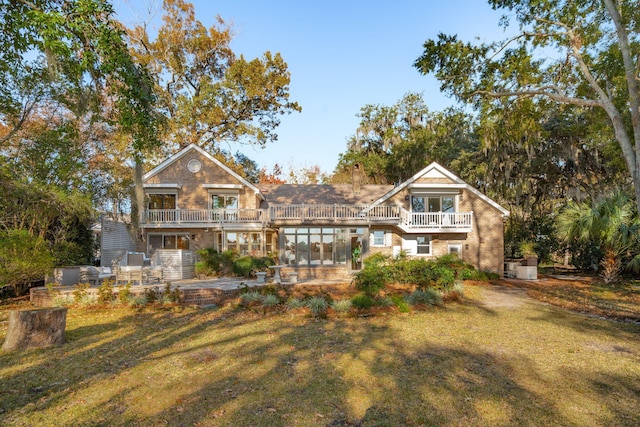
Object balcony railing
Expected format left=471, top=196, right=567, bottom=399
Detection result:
left=144, top=205, right=473, bottom=231
left=145, top=208, right=267, bottom=224
left=400, top=211, right=473, bottom=230
left=269, top=204, right=401, bottom=222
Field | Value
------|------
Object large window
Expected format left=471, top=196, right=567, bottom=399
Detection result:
left=148, top=193, right=176, bottom=210
left=148, top=233, right=189, bottom=255
left=284, top=228, right=347, bottom=266
left=412, top=195, right=455, bottom=212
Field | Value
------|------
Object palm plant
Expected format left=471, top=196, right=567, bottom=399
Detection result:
left=556, top=192, right=640, bottom=283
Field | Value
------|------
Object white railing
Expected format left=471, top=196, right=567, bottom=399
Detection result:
left=145, top=205, right=473, bottom=230
left=269, top=204, right=401, bottom=221
left=145, top=208, right=267, bottom=224
left=402, top=211, right=473, bottom=229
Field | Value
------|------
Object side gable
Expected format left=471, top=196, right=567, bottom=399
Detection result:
left=373, top=162, right=509, bottom=216
left=143, top=144, right=263, bottom=199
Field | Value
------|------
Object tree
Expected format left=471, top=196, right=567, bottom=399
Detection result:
left=0, top=0, right=162, bottom=230
left=556, top=192, right=640, bottom=282
left=127, top=0, right=300, bottom=154
left=415, top=0, right=640, bottom=212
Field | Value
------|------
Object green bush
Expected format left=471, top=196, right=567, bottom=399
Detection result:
left=406, top=289, right=443, bottom=306
left=351, top=293, right=376, bottom=309
left=331, top=299, right=353, bottom=313
left=241, top=291, right=263, bottom=303
left=261, top=294, right=280, bottom=307
left=306, top=296, right=329, bottom=317
left=97, top=280, right=115, bottom=304
left=233, top=256, right=254, bottom=277
left=390, top=294, right=410, bottom=313
left=353, top=256, right=390, bottom=297
left=285, top=297, right=305, bottom=310
left=0, top=229, right=54, bottom=295
left=118, top=283, right=132, bottom=305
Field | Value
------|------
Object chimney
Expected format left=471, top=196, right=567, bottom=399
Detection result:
left=352, top=163, right=361, bottom=194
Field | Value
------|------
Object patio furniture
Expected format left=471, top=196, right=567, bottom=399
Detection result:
left=144, top=267, right=164, bottom=284
left=116, top=266, right=143, bottom=286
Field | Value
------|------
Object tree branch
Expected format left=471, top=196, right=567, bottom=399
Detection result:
left=473, top=87, right=603, bottom=108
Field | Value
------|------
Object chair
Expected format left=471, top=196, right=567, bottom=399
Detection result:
left=116, top=266, right=143, bottom=286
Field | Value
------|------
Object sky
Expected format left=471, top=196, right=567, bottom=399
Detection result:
left=115, top=1, right=511, bottom=174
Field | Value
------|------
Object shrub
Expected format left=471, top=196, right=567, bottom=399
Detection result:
left=73, top=282, right=91, bottom=304
left=128, top=294, right=147, bottom=307
left=261, top=294, right=280, bottom=307
left=53, top=295, right=73, bottom=307
left=306, top=296, right=329, bottom=317
left=331, top=299, right=353, bottom=313
left=390, top=294, right=410, bottom=313
left=241, top=291, right=263, bottom=303
left=232, top=256, right=254, bottom=277
left=444, top=281, right=465, bottom=302
left=353, top=259, right=390, bottom=297
left=351, top=293, right=375, bottom=309
left=0, top=229, right=54, bottom=296
left=97, top=280, right=115, bottom=304
left=144, top=287, right=160, bottom=304
left=118, top=283, right=132, bottom=305
left=406, top=289, right=443, bottom=306
left=78, top=293, right=98, bottom=307
left=285, top=298, right=305, bottom=310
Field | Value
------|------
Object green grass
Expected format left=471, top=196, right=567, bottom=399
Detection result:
left=1, top=284, right=639, bottom=426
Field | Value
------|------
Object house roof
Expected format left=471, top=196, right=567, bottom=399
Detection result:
left=258, top=184, right=393, bottom=206
left=142, top=144, right=264, bottom=199
left=373, top=162, right=510, bottom=216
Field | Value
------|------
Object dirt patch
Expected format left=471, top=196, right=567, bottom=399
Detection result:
left=479, top=285, right=530, bottom=309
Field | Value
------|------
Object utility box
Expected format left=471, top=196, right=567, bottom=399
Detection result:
left=516, top=266, right=537, bottom=280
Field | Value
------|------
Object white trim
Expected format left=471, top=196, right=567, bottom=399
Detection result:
left=409, top=183, right=465, bottom=189
left=143, top=183, right=181, bottom=189
left=202, top=183, right=243, bottom=189
left=142, top=144, right=264, bottom=200
left=373, top=162, right=509, bottom=216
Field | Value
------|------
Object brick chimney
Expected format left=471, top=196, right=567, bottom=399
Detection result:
left=352, top=163, right=361, bottom=194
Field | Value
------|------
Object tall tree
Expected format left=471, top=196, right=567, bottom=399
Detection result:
left=0, top=0, right=162, bottom=229
left=127, top=0, right=301, bottom=155
left=415, top=0, right=640, bottom=212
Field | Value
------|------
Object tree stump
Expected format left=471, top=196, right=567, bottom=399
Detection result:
left=2, top=307, right=68, bottom=352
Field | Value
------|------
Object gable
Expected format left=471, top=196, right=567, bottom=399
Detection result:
left=374, top=162, right=509, bottom=216
left=143, top=144, right=263, bottom=198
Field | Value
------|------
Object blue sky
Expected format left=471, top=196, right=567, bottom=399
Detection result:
left=115, top=1, right=510, bottom=174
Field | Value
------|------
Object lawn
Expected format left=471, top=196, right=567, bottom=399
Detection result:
left=1, top=283, right=639, bottom=426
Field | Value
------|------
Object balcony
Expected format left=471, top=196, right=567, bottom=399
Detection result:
left=143, top=205, right=473, bottom=232
left=269, top=204, right=402, bottom=223
left=400, top=211, right=473, bottom=232
left=144, top=208, right=267, bottom=228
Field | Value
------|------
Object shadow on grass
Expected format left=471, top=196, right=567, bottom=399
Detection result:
left=1, top=293, right=639, bottom=426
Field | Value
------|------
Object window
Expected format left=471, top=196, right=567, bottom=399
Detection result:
left=283, top=228, right=347, bottom=266
left=211, top=194, right=238, bottom=210
left=147, top=233, right=189, bottom=255
left=372, top=230, right=386, bottom=246
left=412, top=196, right=425, bottom=212
left=411, top=195, right=456, bottom=212
left=448, top=244, right=462, bottom=256
left=148, top=193, right=176, bottom=210
left=416, top=235, right=431, bottom=254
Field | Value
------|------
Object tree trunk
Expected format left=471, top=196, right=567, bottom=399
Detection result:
left=2, top=307, right=68, bottom=352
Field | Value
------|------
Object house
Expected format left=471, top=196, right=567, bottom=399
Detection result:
left=137, top=144, right=509, bottom=279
